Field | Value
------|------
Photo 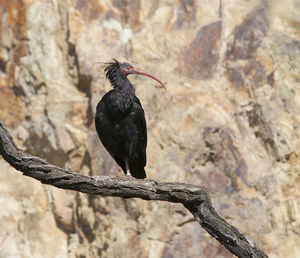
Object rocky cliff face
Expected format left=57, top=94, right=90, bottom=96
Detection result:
left=0, top=0, right=299, bottom=257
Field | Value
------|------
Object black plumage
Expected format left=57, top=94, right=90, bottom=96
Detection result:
left=95, top=60, right=165, bottom=179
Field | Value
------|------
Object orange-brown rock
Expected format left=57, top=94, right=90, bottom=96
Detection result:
left=0, top=0, right=299, bottom=257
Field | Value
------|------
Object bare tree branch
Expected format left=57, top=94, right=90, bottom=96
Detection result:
left=0, top=121, right=268, bottom=258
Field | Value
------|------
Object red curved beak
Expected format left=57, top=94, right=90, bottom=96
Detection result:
left=130, top=67, right=166, bottom=90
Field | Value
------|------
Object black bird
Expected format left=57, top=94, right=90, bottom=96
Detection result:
left=95, top=60, right=166, bottom=179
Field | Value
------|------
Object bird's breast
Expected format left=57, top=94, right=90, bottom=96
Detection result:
left=106, top=92, right=135, bottom=119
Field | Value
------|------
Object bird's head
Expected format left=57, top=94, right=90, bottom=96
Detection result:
left=104, top=59, right=166, bottom=89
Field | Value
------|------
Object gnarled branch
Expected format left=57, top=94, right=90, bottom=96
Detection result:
left=0, top=121, right=268, bottom=258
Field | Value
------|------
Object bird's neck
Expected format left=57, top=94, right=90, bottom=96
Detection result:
left=111, top=74, right=135, bottom=95
left=107, top=75, right=136, bottom=117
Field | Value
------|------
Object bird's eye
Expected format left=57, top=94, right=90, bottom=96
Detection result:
left=128, top=65, right=133, bottom=69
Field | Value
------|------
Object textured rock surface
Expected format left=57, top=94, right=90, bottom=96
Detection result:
left=0, top=0, right=299, bottom=257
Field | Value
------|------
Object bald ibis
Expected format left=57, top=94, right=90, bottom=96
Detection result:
left=95, top=60, right=166, bottom=179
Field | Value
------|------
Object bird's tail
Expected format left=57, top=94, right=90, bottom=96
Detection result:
left=129, top=162, right=146, bottom=179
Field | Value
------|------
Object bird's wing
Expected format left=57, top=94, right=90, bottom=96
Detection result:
left=131, top=97, right=147, bottom=166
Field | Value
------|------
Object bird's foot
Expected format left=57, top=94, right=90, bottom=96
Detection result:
left=126, top=172, right=134, bottom=180
left=125, top=160, right=133, bottom=179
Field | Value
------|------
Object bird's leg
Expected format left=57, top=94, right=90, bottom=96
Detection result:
left=125, top=159, right=133, bottom=179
